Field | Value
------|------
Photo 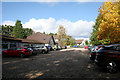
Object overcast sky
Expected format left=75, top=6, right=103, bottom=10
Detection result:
left=1, top=1, right=103, bottom=39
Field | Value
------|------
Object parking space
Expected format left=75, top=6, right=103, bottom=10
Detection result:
left=2, top=48, right=120, bottom=79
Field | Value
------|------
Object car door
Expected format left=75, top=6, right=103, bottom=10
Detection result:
left=39, top=46, right=42, bottom=53
left=7, top=49, right=13, bottom=56
left=7, top=48, right=16, bottom=56
left=15, top=48, right=22, bottom=56
left=115, top=46, right=120, bottom=61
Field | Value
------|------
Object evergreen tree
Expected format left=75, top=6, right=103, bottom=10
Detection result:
left=12, top=20, right=24, bottom=38
left=90, top=15, right=101, bottom=45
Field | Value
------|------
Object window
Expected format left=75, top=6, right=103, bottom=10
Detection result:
left=27, top=48, right=32, bottom=50
left=2, top=44, right=8, bottom=49
left=10, top=44, right=16, bottom=48
left=17, top=48, right=22, bottom=50
left=9, top=48, right=17, bottom=50
left=103, top=46, right=115, bottom=50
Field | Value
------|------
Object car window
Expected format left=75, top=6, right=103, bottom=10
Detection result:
left=16, top=48, right=22, bottom=50
left=103, top=46, right=115, bottom=50
left=33, top=48, right=37, bottom=50
left=116, top=46, right=120, bottom=51
left=27, top=48, right=32, bottom=50
left=9, top=48, right=17, bottom=50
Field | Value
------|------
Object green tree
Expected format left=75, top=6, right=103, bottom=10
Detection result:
left=12, top=20, right=25, bottom=38
left=23, top=28, right=33, bottom=39
left=85, top=40, right=89, bottom=45
left=55, top=33, right=57, bottom=35
left=49, top=33, right=57, bottom=35
left=1, top=25, right=14, bottom=36
left=90, top=15, right=101, bottom=45
left=49, top=33, right=54, bottom=35
left=43, top=32, right=46, bottom=34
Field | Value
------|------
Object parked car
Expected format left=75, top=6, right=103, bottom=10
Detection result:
left=89, top=45, right=105, bottom=61
left=88, top=46, right=92, bottom=50
left=58, top=46, right=61, bottom=50
left=27, top=47, right=40, bottom=55
left=84, top=46, right=88, bottom=49
left=46, top=46, right=53, bottom=51
left=52, top=45, right=58, bottom=50
left=95, top=44, right=120, bottom=73
left=65, top=46, right=67, bottom=49
left=2, top=47, right=32, bottom=58
left=73, top=45, right=77, bottom=48
left=37, top=45, right=49, bottom=54
left=89, top=46, right=98, bottom=60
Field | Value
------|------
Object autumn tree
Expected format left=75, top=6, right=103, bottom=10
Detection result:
left=97, top=1, right=120, bottom=44
left=58, top=25, right=67, bottom=48
left=66, top=35, right=76, bottom=46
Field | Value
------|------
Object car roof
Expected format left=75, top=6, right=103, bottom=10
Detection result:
left=109, top=44, right=120, bottom=47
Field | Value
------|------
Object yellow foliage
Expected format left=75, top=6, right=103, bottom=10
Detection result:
left=97, top=1, right=120, bottom=44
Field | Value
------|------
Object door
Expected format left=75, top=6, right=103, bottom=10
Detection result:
left=7, top=48, right=16, bottom=56
left=14, top=48, right=23, bottom=56
left=115, top=46, right=120, bottom=61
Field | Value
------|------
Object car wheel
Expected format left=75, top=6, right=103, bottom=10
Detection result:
left=2, top=53, right=7, bottom=57
left=105, top=60, right=118, bottom=73
left=54, top=48, right=56, bottom=51
left=42, top=50, right=46, bottom=54
left=20, top=53, right=25, bottom=58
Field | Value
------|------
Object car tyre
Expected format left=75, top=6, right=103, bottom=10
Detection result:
left=105, top=60, right=118, bottom=73
left=2, top=53, right=7, bottom=57
left=54, top=48, right=56, bottom=51
left=20, top=53, right=25, bottom=58
left=42, top=50, right=46, bottom=54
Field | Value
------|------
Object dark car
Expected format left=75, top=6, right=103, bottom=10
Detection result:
left=95, top=44, right=120, bottom=73
left=2, top=47, right=32, bottom=58
left=27, top=47, right=40, bottom=55
left=88, top=46, right=92, bottom=51
left=47, top=46, right=53, bottom=51
left=89, top=46, right=98, bottom=60
left=89, top=45, right=105, bottom=60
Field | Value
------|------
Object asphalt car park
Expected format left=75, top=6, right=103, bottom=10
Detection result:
left=2, top=48, right=120, bottom=79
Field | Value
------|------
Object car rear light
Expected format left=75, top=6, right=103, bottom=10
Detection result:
left=97, top=46, right=101, bottom=50
left=23, top=49, right=28, bottom=51
left=23, top=49, right=26, bottom=51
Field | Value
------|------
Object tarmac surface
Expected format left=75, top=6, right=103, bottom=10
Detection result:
left=2, top=48, right=120, bottom=79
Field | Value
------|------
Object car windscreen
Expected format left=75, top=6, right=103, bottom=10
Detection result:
left=102, top=46, right=115, bottom=50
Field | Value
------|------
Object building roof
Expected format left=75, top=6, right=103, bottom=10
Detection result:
left=1, top=34, right=22, bottom=42
left=21, top=39, right=41, bottom=44
left=75, top=39, right=84, bottom=44
left=26, top=32, right=52, bottom=44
